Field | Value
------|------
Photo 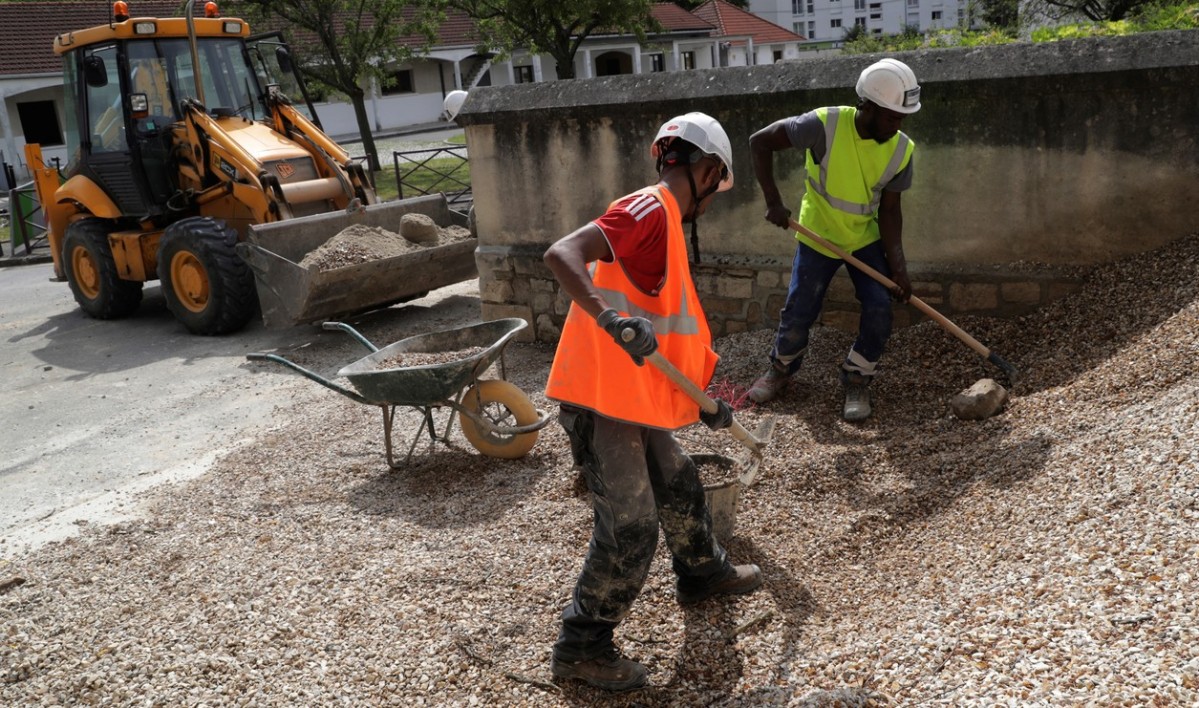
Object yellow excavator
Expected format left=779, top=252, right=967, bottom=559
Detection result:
left=26, top=0, right=475, bottom=334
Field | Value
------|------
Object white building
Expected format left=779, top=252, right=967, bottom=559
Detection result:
left=750, top=0, right=973, bottom=51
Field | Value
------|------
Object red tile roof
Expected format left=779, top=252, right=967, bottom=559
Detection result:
left=651, top=2, right=718, bottom=33
left=692, top=0, right=804, bottom=45
left=0, top=1, right=201, bottom=76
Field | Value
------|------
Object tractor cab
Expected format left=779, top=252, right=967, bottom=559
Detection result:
left=58, top=1, right=321, bottom=223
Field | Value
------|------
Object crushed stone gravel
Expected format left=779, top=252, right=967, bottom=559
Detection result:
left=2, top=234, right=1196, bottom=706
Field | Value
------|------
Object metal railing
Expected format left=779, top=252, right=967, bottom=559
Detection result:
left=391, top=145, right=471, bottom=208
left=3, top=182, right=50, bottom=258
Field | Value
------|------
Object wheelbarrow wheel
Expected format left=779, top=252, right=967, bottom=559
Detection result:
left=459, top=379, right=539, bottom=459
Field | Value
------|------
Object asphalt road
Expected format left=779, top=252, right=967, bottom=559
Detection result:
left=0, top=261, right=481, bottom=555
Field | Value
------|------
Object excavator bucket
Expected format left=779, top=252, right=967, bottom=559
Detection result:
left=236, top=193, right=478, bottom=329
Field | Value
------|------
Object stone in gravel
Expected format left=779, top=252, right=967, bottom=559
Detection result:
left=400, top=213, right=440, bottom=244
left=950, top=378, right=1009, bottom=420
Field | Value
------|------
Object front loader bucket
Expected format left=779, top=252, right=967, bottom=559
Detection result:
left=237, top=194, right=478, bottom=329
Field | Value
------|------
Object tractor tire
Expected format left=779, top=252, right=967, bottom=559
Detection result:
left=459, top=379, right=540, bottom=459
left=62, top=217, right=143, bottom=319
left=156, top=216, right=257, bottom=335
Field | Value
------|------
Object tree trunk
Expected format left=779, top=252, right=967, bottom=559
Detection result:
left=552, top=49, right=577, bottom=80
left=349, top=89, right=380, bottom=173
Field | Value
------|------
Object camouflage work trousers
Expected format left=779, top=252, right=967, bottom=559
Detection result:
left=552, top=404, right=730, bottom=662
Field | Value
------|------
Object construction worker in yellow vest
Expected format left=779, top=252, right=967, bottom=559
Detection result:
left=747, top=58, right=920, bottom=421
left=543, top=112, right=762, bottom=692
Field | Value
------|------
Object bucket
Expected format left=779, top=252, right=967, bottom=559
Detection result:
left=693, top=453, right=741, bottom=542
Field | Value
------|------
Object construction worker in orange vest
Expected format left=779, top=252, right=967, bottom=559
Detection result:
left=543, top=112, right=762, bottom=693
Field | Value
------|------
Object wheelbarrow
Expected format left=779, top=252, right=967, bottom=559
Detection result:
left=247, top=317, right=551, bottom=468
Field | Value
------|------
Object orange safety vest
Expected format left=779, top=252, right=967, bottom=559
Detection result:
left=545, top=186, right=718, bottom=430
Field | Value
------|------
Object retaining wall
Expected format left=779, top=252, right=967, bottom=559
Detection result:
left=457, top=31, right=1199, bottom=342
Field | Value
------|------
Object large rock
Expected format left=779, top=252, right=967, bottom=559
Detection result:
left=951, top=378, right=1009, bottom=420
left=399, top=213, right=440, bottom=244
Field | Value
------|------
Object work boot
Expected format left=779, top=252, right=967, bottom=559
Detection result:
left=550, top=648, right=649, bottom=692
left=676, top=564, right=763, bottom=605
left=842, top=373, right=873, bottom=422
left=748, top=367, right=790, bottom=403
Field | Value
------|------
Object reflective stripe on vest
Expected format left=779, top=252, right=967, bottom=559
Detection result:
left=544, top=186, right=718, bottom=430
left=807, top=106, right=911, bottom=217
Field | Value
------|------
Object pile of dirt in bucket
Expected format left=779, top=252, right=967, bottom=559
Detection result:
left=299, top=218, right=474, bottom=271
left=376, top=346, right=487, bottom=370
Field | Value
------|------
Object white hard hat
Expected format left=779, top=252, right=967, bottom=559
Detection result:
left=856, top=58, right=921, bottom=114
left=650, top=112, right=734, bottom=192
left=441, top=90, right=468, bottom=121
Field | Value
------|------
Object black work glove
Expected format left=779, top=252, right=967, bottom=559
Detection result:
left=699, top=398, right=734, bottom=430
left=596, top=308, right=658, bottom=366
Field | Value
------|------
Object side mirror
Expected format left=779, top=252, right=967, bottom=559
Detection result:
left=275, top=46, right=293, bottom=74
left=84, top=55, right=108, bottom=88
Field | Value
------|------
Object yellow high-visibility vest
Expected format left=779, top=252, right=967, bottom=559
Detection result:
left=797, top=105, right=915, bottom=257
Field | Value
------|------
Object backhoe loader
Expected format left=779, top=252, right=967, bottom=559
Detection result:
left=25, top=0, right=475, bottom=334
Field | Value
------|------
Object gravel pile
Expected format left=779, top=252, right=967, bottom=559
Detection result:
left=300, top=223, right=474, bottom=271
left=376, top=347, right=488, bottom=371
left=2, top=234, right=1196, bottom=706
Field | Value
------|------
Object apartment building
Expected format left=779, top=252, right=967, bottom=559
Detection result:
left=750, top=0, right=972, bottom=50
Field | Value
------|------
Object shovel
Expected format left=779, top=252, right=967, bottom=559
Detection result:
left=622, top=327, right=776, bottom=485
left=787, top=218, right=1019, bottom=383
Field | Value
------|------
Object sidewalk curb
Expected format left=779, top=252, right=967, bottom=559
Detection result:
left=0, top=253, right=52, bottom=268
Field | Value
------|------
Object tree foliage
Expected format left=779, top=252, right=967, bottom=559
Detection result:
left=443, top=0, right=659, bottom=80
left=231, top=0, right=441, bottom=171
left=979, top=0, right=1019, bottom=28
left=1027, top=0, right=1159, bottom=21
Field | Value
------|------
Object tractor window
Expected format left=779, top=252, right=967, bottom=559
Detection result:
left=83, top=44, right=126, bottom=153
left=152, top=38, right=261, bottom=120
left=126, top=40, right=181, bottom=134
left=62, top=54, right=82, bottom=173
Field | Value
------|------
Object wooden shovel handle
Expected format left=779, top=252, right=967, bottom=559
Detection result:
left=787, top=218, right=994, bottom=359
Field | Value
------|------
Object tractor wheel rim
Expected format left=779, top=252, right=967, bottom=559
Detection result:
left=72, top=246, right=100, bottom=299
left=170, top=251, right=209, bottom=313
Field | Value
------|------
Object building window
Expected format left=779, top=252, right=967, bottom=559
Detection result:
left=682, top=51, right=696, bottom=70
left=650, top=54, right=665, bottom=72
left=381, top=69, right=414, bottom=95
left=907, top=0, right=919, bottom=6
left=514, top=65, right=534, bottom=83
left=807, top=1, right=814, bottom=13
left=794, top=21, right=804, bottom=33
left=807, top=20, right=816, bottom=38
left=855, top=0, right=866, bottom=8
left=855, top=16, right=867, bottom=27
left=773, top=49, right=784, bottom=62
left=932, top=10, right=943, bottom=19
left=872, top=28, right=882, bottom=34
left=831, top=18, right=842, bottom=28
left=869, top=2, right=881, bottom=7
left=792, top=0, right=804, bottom=14
left=870, top=12, right=882, bottom=19
left=17, top=101, right=64, bottom=146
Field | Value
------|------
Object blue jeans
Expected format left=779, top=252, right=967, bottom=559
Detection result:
left=770, top=240, right=894, bottom=379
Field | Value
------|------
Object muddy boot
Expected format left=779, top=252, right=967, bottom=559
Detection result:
left=677, top=564, right=763, bottom=605
left=842, top=373, right=873, bottom=422
left=550, top=648, right=649, bottom=692
left=748, top=366, right=791, bottom=403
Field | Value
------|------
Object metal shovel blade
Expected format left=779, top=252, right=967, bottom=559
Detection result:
left=733, top=415, right=777, bottom=488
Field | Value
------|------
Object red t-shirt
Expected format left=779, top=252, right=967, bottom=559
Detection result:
left=591, top=191, right=668, bottom=295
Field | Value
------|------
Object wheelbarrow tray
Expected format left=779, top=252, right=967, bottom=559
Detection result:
left=336, top=318, right=528, bottom=406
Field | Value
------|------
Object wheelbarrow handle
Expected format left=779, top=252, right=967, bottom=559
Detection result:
left=322, top=321, right=380, bottom=353
left=246, top=352, right=372, bottom=404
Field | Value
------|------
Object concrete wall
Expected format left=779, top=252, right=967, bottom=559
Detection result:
left=457, top=30, right=1199, bottom=342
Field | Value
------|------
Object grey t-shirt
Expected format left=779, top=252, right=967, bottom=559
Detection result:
left=782, top=109, right=914, bottom=192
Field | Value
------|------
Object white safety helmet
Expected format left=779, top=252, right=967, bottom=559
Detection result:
left=441, top=90, right=468, bottom=121
left=650, top=112, right=734, bottom=192
left=855, top=58, right=921, bottom=114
